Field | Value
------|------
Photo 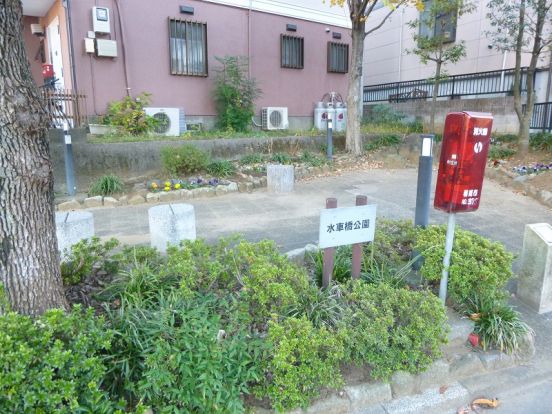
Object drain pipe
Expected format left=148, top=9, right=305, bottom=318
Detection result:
left=114, top=0, right=131, bottom=97
left=63, top=0, right=78, bottom=94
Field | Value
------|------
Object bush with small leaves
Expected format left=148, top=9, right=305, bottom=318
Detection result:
left=161, top=144, right=210, bottom=175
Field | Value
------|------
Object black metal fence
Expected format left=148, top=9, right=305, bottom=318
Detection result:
left=531, top=102, right=552, bottom=131
left=363, top=68, right=528, bottom=103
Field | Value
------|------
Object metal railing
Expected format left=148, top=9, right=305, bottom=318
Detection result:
left=41, top=88, right=88, bottom=128
left=531, top=102, right=552, bottom=131
left=363, top=68, right=528, bottom=103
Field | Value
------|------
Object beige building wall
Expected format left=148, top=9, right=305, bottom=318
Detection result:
left=362, top=1, right=542, bottom=86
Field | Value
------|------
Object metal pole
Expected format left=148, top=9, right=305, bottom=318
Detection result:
left=352, top=195, right=367, bottom=279
left=322, top=197, right=337, bottom=288
left=414, top=135, right=434, bottom=228
left=439, top=213, right=456, bottom=303
left=63, top=123, right=77, bottom=196
left=326, top=111, right=333, bottom=160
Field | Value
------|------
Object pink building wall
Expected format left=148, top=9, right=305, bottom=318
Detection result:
left=67, top=0, right=350, bottom=120
left=22, top=16, right=44, bottom=85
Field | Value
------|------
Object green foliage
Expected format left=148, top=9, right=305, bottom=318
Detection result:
left=104, top=292, right=261, bottom=413
left=415, top=225, right=513, bottom=305
left=494, top=133, right=519, bottom=143
left=0, top=306, right=120, bottom=414
left=61, top=237, right=120, bottom=285
left=89, top=174, right=124, bottom=196
left=365, top=134, right=402, bottom=151
left=488, top=145, right=516, bottom=160
left=298, top=151, right=326, bottom=167
left=213, top=56, right=261, bottom=132
left=286, top=284, right=345, bottom=330
left=240, top=153, right=265, bottom=165
left=361, top=257, right=410, bottom=288
left=269, top=152, right=292, bottom=164
left=103, top=92, right=157, bottom=135
left=338, top=281, right=448, bottom=379
left=308, top=245, right=352, bottom=286
left=530, top=131, right=552, bottom=151
left=207, top=160, right=237, bottom=177
left=467, top=296, right=534, bottom=355
left=367, top=104, right=406, bottom=123
left=258, top=317, right=344, bottom=412
left=363, top=105, right=423, bottom=134
left=0, top=283, right=10, bottom=313
left=371, top=219, right=418, bottom=266
left=116, top=245, right=163, bottom=269
left=160, top=144, right=210, bottom=175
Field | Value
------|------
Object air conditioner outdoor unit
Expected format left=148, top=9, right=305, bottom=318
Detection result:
left=261, top=107, right=289, bottom=130
left=144, top=107, right=186, bottom=136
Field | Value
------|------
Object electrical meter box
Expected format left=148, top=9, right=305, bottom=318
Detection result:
left=92, top=7, right=111, bottom=34
left=434, top=111, right=493, bottom=213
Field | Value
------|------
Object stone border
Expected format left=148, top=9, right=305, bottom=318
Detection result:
left=257, top=244, right=536, bottom=414
left=486, top=166, right=552, bottom=208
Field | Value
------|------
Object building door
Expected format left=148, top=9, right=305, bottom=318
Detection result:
left=47, top=16, right=65, bottom=89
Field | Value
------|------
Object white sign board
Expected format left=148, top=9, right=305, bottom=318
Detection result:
left=319, top=204, right=377, bottom=248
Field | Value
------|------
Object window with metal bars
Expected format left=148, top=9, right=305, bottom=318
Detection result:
left=281, top=34, right=304, bottom=69
left=169, top=19, right=208, bottom=76
left=327, top=42, right=349, bottom=73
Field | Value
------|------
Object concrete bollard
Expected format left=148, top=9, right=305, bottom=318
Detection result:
left=518, top=223, right=552, bottom=314
left=267, top=164, right=294, bottom=193
left=148, top=203, right=196, bottom=253
left=55, top=211, right=95, bottom=256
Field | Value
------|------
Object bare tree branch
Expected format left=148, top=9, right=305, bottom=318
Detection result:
left=364, top=1, right=406, bottom=37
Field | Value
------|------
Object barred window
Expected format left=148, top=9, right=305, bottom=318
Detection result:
left=281, top=34, right=304, bottom=69
left=419, top=0, right=457, bottom=43
left=169, top=19, right=208, bottom=76
left=327, top=42, right=349, bottom=73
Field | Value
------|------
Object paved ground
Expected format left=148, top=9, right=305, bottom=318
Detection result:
left=90, top=167, right=552, bottom=412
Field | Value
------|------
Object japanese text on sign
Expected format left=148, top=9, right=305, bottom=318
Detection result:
left=319, top=205, right=377, bottom=248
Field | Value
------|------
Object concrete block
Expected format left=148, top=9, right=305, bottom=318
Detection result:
left=55, top=211, right=94, bottom=255
left=417, top=359, right=450, bottom=391
left=478, top=351, right=515, bottom=370
left=449, top=352, right=484, bottom=378
left=159, top=191, right=180, bottom=202
left=146, top=192, right=160, bottom=203
left=128, top=194, right=145, bottom=205
left=191, top=188, right=203, bottom=198
left=227, top=182, right=238, bottom=192
left=83, top=196, right=103, bottom=208
left=215, top=185, right=228, bottom=196
left=179, top=189, right=193, bottom=200
left=118, top=195, right=129, bottom=205
left=267, top=164, right=294, bottom=193
left=517, top=223, right=552, bottom=313
left=345, top=382, right=392, bottom=411
left=58, top=199, right=81, bottom=211
left=148, top=203, right=196, bottom=254
left=383, top=382, right=469, bottom=414
left=103, top=196, right=119, bottom=207
left=205, top=187, right=216, bottom=197
left=390, top=371, right=418, bottom=398
left=305, top=394, right=350, bottom=414
left=447, top=308, right=474, bottom=346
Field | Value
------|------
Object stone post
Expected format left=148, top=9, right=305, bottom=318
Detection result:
left=267, top=164, right=294, bottom=193
left=55, top=211, right=95, bottom=256
left=518, top=223, right=552, bottom=314
left=148, top=203, right=196, bottom=253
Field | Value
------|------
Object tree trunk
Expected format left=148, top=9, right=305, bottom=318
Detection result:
left=430, top=60, right=442, bottom=133
left=0, top=0, right=67, bottom=314
left=513, top=0, right=526, bottom=151
left=345, top=20, right=366, bottom=156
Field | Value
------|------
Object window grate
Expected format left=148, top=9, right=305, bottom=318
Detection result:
left=169, top=18, right=208, bottom=76
left=281, top=34, right=304, bottom=69
left=327, top=42, right=348, bottom=73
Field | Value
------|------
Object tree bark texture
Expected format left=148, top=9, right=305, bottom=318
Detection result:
left=430, top=60, right=442, bottom=134
left=345, top=20, right=365, bottom=155
left=0, top=0, right=67, bottom=314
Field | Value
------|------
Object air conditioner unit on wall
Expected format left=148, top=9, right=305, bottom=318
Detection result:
left=262, top=107, right=289, bottom=130
left=144, top=107, right=186, bottom=136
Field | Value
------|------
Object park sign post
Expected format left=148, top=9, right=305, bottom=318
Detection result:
left=434, top=111, right=493, bottom=303
left=319, top=196, right=376, bottom=287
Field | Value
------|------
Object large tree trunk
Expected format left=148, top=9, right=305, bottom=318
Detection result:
left=513, top=0, right=527, bottom=153
left=0, top=0, right=67, bottom=314
left=345, top=20, right=366, bottom=155
left=430, top=60, right=442, bottom=133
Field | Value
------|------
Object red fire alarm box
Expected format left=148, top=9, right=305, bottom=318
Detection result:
left=434, top=111, right=493, bottom=213
left=42, top=63, right=54, bottom=79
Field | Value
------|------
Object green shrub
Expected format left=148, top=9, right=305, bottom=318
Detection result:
left=0, top=306, right=119, bottom=414
left=370, top=219, right=418, bottom=266
left=258, top=317, right=344, bottom=411
left=207, top=159, right=237, bottom=177
left=89, top=174, right=124, bottom=196
left=308, top=245, right=352, bottom=286
left=530, top=131, right=552, bottom=151
left=103, top=92, right=157, bottom=135
left=360, top=257, right=409, bottom=288
left=160, top=144, right=210, bottom=175
left=213, top=56, right=261, bottom=132
left=299, top=151, right=326, bottom=167
left=367, top=105, right=406, bottom=123
left=269, top=152, right=292, bottom=164
left=471, top=298, right=534, bottom=355
left=494, top=133, right=518, bottom=143
left=104, top=293, right=261, bottom=413
left=61, top=237, right=119, bottom=285
left=415, top=225, right=513, bottom=306
left=286, top=284, right=345, bottom=330
left=365, top=134, right=402, bottom=151
left=338, top=281, right=447, bottom=380
left=240, top=153, right=264, bottom=165
left=488, top=145, right=515, bottom=160
left=116, top=245, right=162, bottom=269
